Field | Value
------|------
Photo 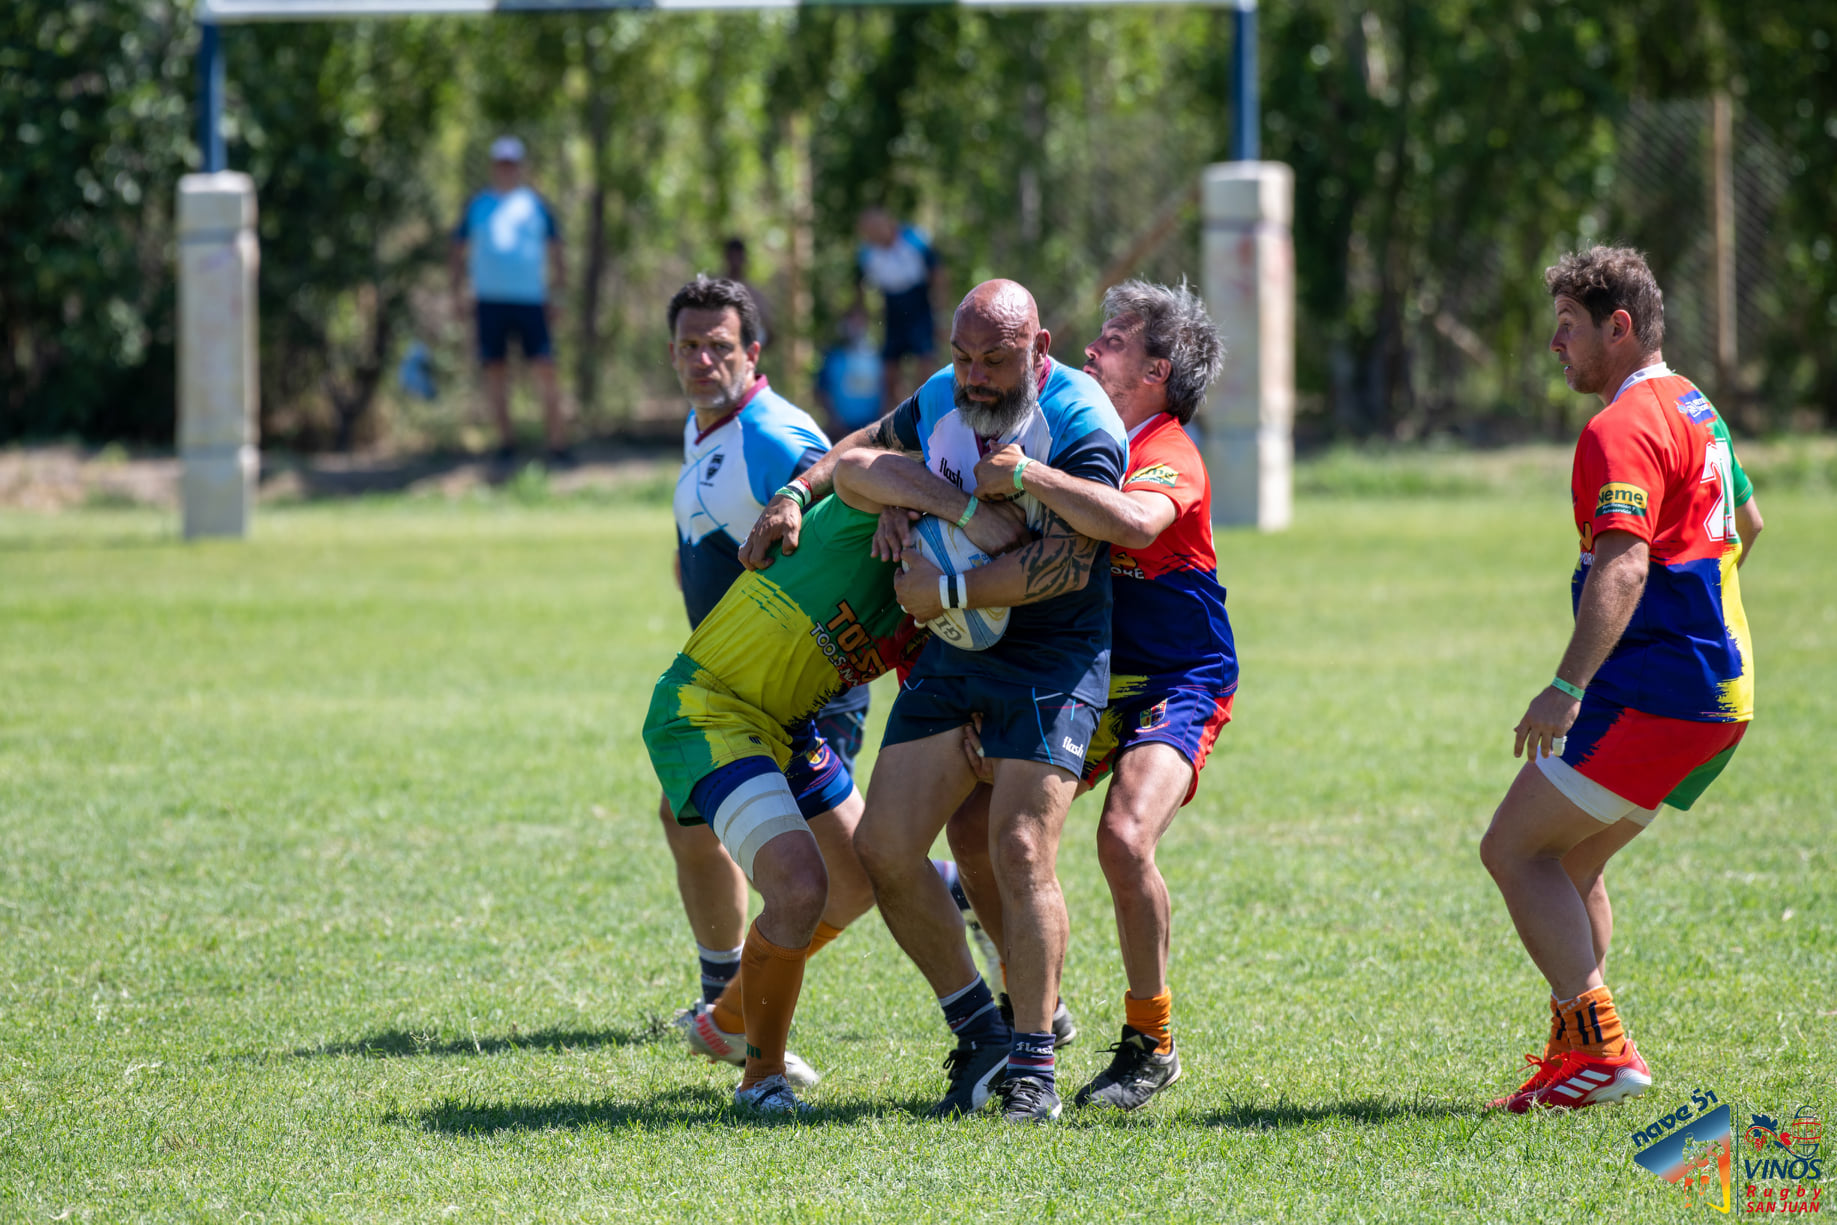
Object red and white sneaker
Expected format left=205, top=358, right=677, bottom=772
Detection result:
left=1504, top=1040, right=1652, bottom=1113
left=1487, top=1052, right=1565, bottom=1111
left=684, top=1003, right=819, bottom=1088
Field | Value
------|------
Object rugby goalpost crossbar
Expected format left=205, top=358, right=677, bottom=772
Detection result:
left=179, top=0, right=1288, bottom=538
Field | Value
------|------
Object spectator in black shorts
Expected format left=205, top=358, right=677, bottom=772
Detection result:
left=450, top=136, right=570, bottom=465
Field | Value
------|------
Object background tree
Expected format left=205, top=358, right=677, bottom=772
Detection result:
left=2, top=2, right=1831, bottom=450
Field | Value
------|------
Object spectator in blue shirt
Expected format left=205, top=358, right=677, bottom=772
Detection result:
left=854, top=207, right=944, bottom=412
left=814, top=308, right=885, bottom=438
left=450, top=136, right=571, bottom=465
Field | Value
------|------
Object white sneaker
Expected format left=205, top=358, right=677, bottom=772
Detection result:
left=685, top=1003, right=820, bottom=1088
left=734, top=1073, right=809, bottom=1115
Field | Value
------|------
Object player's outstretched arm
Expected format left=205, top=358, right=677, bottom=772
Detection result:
left=738, top=411, right=908, bottom=570
left=1514, top=529, right=1649, bottom=760
left=973, top=443, right=1173, bottom=549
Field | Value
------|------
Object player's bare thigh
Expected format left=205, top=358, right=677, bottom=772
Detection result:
left=859, top=728, right=980, bottom=861
left=1097, top=741, right=1193, bottom=856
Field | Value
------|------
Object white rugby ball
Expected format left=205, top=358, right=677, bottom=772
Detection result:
left=906, top=516, right=1011, bottom=652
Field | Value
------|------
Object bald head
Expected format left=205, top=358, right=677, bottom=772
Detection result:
left=950, top=279, right=1051, bottom=437
left=954, top=279, right=1041, bottom=347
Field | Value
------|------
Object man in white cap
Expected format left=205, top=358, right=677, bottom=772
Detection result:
left=451, top=135, right=571, bottom=465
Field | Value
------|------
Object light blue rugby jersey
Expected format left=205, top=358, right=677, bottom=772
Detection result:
left=675, top=379, right=827, bottom=627
left=674, top=379, right=871, bottom=720
left=455, top=187, right=558, bottom=304
left=890, top=357, right=1128, bottom=705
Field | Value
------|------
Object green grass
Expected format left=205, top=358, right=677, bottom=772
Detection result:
left=1, top=478, right=1832, bottom=1223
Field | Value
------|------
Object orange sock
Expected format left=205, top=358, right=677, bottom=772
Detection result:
left=1124, top=989, right=1174, bottom=1054
left=1556, top=985, right=1626, bottom=1059
left=737, top=920, right=810, bottom=1089
left=1542, top=995, right=1565, bottom=1060
left=713, top=920, right=841, bottom=1034
left=808, top=919, right=844, bottom=958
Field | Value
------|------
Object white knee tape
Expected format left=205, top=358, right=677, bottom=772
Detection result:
left=709, top=772, right=809, bottom=880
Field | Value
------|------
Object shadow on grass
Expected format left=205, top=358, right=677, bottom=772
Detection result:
left=294, top=1023, right=668, bottom=1060
left=403, top=1088, right=917, bottom=1133
left=1198, top=1094, right=1483, bottom=1130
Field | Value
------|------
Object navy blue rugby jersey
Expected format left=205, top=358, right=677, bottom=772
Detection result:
left=891, top=358, right=1128, bottom=705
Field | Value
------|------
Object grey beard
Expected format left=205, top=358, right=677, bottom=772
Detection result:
left=952, top=369, right=1038, bottom=438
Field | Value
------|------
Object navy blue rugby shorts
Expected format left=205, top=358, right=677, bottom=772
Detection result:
left=882, top=671, right=1099, bottom=776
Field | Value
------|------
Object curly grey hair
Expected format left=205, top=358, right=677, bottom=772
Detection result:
left=1099, top=279, right=1226, bottom=424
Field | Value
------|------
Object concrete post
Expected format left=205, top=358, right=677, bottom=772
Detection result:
left=177, top=172, right=259, bottom=539
left=1201, top=161, right=1293, bottom=531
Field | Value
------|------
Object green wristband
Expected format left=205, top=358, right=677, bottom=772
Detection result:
left=774, top=482, right=810, bottom=510
left=1550, top=677, right=1586, bottom=701
left=956, top=495, right=979, bottom=529
left=1013, top=456, right=1033, bottom=492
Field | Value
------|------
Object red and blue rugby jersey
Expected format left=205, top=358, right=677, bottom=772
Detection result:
left=1108, top=413, right=1238, bottom=693
left=1570, top=366, right=1754, bottom=723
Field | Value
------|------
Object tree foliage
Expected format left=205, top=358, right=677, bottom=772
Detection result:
left=2, top=2, right=1833, bottom=448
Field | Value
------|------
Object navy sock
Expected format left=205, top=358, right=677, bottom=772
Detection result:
left=937, top=978, right=1008, bottom=1045
left=696, top=942, right=743, bottom=1006
left=1007, top=1031, right=1056, bottom=1089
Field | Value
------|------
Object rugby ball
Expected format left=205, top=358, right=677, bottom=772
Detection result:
left=906, top=516, right=1011, bottom=652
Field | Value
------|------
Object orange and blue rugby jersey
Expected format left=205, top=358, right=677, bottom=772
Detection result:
left=1107, top=413, right=1238, bottom=694
left=1570, top=367, right=1754, bottom=723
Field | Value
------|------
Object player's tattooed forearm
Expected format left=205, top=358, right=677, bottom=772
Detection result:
left=870, top=413, right=901, bottom=451
left=1020, top=509, right=1098, bottom=599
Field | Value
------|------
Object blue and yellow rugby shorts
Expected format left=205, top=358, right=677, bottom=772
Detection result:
left=1080, top=678, right=1235, bottom=807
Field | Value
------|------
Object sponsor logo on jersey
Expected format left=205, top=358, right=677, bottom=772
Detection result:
left=1061, top=736, right=1086, bottom=758
left=1110, top=549, right=1147, bottom=580
left=1596, top=482, right=1649, bottom=517
left=1675, top=389, right=1717, bottom=425
left=939, top=458, right=968, bottom=491
left=807, top=599, right=887, bottom=687
left=1129, top=462, right=1180, bottom=488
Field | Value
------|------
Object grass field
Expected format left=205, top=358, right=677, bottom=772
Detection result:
left=2, top=464, right=1832, bottom=1222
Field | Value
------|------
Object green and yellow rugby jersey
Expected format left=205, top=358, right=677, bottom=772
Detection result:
left=644, top=496, right=921, bottom=820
